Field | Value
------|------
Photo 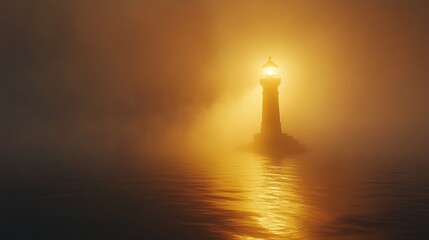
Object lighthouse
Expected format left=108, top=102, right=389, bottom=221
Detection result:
left=260, top=57, right=282, bottom=137
left=253, top=57, right=304, bottom=154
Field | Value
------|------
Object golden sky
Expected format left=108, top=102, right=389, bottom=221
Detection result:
left=1, top=0, right=429, bottom=157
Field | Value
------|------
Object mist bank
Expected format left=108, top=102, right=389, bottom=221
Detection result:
left=1, top=0, right=429, bottom=160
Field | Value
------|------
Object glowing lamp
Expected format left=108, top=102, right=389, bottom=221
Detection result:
left=262, top=56, right=278, bottom=77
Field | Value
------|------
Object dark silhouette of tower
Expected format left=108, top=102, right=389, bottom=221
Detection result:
left=253, top=57, right=304, bottom=155
left=260, top=57, right=282, bottom=137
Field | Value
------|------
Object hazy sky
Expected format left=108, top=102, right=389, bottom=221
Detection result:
left=1, top=0, right=429, bottom=158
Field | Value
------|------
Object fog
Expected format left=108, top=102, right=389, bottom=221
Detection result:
left=1, top=0, right=429, bottom=160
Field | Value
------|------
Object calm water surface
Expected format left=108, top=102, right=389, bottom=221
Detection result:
left=1, top=151, right=429, bottom=239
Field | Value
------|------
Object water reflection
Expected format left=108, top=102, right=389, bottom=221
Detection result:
left=2, top=152, right=429, bottom=239
left=183, top=153, right=317, bottom=239
left=247, top=160, right=307, bottom=239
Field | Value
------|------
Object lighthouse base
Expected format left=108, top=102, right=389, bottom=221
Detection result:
left=251, top=133, right=306, bottom=156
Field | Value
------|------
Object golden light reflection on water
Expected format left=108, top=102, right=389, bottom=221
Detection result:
left=250, top=163, right=306, bottom=238
left=198, top=152, right=312, bottom=240
left=249, top=160, right=308, bottom=239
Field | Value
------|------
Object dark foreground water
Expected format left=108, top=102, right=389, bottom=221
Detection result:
left=1, top=151, right=429, bottom=240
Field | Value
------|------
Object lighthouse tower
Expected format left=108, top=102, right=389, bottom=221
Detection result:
left=252, top=57, right=305, bottom=155
left=260, top=57, right=282, bottom=137
left=254, top=57, right=285, bottom=146
left=253, top=57, right=300, bottom=154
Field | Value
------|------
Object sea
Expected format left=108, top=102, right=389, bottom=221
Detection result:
left=1, top=150, right=429, bottom=240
